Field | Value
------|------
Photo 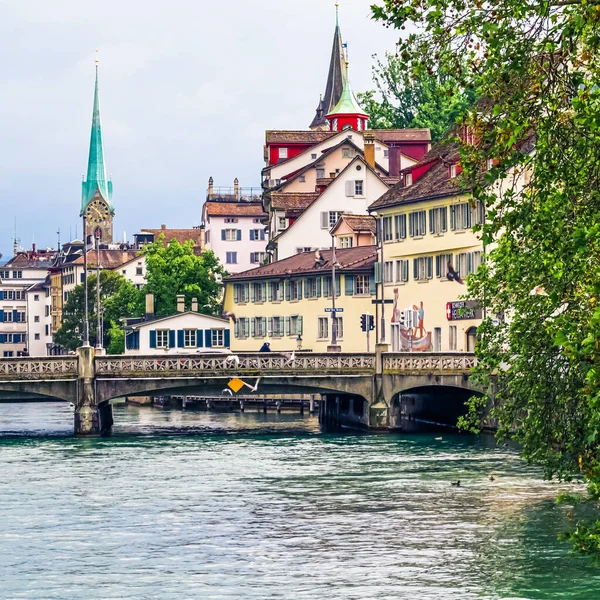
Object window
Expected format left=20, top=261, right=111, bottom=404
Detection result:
left=342, top=147, right=356, bottom=159
left=355, top=275, right=370, bottom=295
left=335, top=317, right=344, bottom=339
left=296, top=247, right=313, bottom=254
left=252, top=282, right=266, bottom=303
left=122, top=270, right=126, bottom=275
left=383, top=149, right=389, bottom=158
left=383, top=216, right=393, bottom=242
left=413, top=256, right=434, bottom=281
left=45, top=325, right=49, bottom=336
left=429, top=207, right=448, bottom=235
left=384, top=261, right=394, bottom=283
left=4, top=311, right=12, bottom=323
left=224, top=218, right=239, bottom=224
left=305, top=278, right=318, bottom=298
left=436, top=254, right=454, bottom=278
left=434, top=327, right=442, bottom=352
left=450, top=164, right=457, bottom=178
left=409, top=211, right=427, bottom=237
left=318, top=317, right=329, bottom=339
left=449, top=325, right=457, bottom=351
left=212, top=329, right=225, bottom=347
left=289, top=280, right=302, bottom=301
left=3, top=352, right=13, bottom=357
left=271, top=316, right=284, bottom=337
left=34, top=333, right=40, bottom=341
left=316, top=168, right=326, bottom=179
left=394, top=214, right=407, bottom=240
left=450, top=202, right=485, bottom=230
left=250, top=252, right=266, bottom=264
left=405, top=172, right=413, bottom=187
left=355, top=180, right=364, bottom=196
left=0, top=270, right=8, bottom=279
left=269, top=281, right=283, bottom=302
left=223, top=229, right=241, bottom=241
left=34, top=316, right=40, bottom=323
left=184, top=329, right=197, bottom=348
left=13, top=271, right=22, bottom=279
left=156, top=330, right=169, bottom=348
left=321, top=211, right=344, bottom=229
left=395, top=260, right=409, bottom=283
left=253, top=218, right=262, bottom=224
left=136, top=267, right=143, bottom=275
left=456, top=251, right=482, bottom=279
left=311, top=153, right=317, bottom=160
left=288, top=315, right=303, bottom=336
left=234, top=283, right=249, bottom=303
left=226, top=252, right=238, bottom=264
left=278, top=217, right=287, bottom=230
left=254, top=317, right=267, bottom=338
left=237, top=317, right=250, bottom=338
left=34, top=294, right=39, bottom=301
left=344, top=180, right=364, bottom=197
left=279, top=147, right=288, bottom=159
left=339, top=236, right=353, bottom=249
left=250, top=229, right=266, bottom=241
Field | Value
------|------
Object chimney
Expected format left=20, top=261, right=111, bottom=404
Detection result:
left=177, top=294, right=185, bottom=313
left=145, top=293, right=155, bottom=320
left=364, top=132, right=376, bottom=169
left=191, top=298, right=198, bottom=312
left=161, top=224, right=166, bottom=230
left=234, top=177, right=240, bottom=200
left=208, top=176, right=214, bottom=198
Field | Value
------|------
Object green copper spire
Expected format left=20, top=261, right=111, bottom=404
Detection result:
left=326, top=62, right=368, bottom=117
left=81, top=63, right=113, bottom=216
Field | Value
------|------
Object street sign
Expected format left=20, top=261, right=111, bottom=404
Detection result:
left=371, top=299, right=393, bottom=305
left=325, top=308, right=344, bottom=313
left=446, top=301, right=482, bottom=321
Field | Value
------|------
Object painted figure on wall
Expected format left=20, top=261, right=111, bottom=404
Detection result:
left=391, top=290, right=432, bottom=352
left=413, top=301, right=425, bottom=339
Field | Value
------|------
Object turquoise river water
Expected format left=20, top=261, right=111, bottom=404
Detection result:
left=0, top=402, right=599, bottom=599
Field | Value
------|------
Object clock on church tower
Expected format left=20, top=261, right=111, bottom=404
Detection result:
left=85, top=195, right=113, bottom=244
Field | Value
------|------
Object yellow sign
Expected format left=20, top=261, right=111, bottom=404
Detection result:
left=228, top=378, right=245, bottom=393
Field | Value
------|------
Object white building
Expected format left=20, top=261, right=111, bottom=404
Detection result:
left=274, top=155, right=390, bottom=260
left=0, top=248, right=56, bottom=357
left=125, top=303, right=231, bottom=356
left=202, top=178, right=268, bottom=273
left=26, top=276, right=52, bottom=356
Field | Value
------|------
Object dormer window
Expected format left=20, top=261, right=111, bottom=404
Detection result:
left=278, top=147, right=288, bottom=159
left=405, top=172, right=413, bottom=187
left=449, top=164, right=457, bottom=179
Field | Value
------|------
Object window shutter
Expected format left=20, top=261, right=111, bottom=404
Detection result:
left=224, top=329, right=231, bottom=348
left=442, top=207, right=448, bottom=231
left=369, top=276, right=376, bottom=296
left=420, top=211, right=426, bottom=236
left=234, top=321, right=239, bottom=338
left=0, top=310, right=4, bottom=323
left=298, top=316, right=303, bottom=335
left=429, top=209, right=434, bottom=234
left=250, top=284, right=256, bottom=303
left=413, top=258, right=418, bottom=280
left=13, top=310, right=18, bottom=323
left=321, top=212, right=329, bottom=229
left=298, top=280, right=303, bottom=300
left=268, top=317, right=273, bottom=336
left=260, top=230, right=265, bottom=240
left=236, top=229, right=242, bottom=241
left=169, top=330, right=176, bottom=348
left=285, top=316, right=291, bottom=336
left=267, top=283, right=273, bottom=302
left=0, top=291, right=3, bottom=300
left=403, top=261, right=409, bottom=282
left=345, top=275, right=354, bottom=296
left=251, top=318, right=256, bottom=337
left=317, top=277, right=322, bottom=297
left=250, top=230, right=255, bottom=241
left=0, top=334, right=5, bottom=343
left=427, top=256, right=433, bottom=279
left=205, top=330, right=212, bottom=347
left=177, top=330, right=184, bottom=348
left=221, top=229, right=226, bottom=241
left=149, top=330, right=156, bottom=348
left=409, top=213, right=414, bottom=237
left=233, top=285, right=239, bottom=303
left=345, top=180, right=354, bottom=197
left=374, top=262, right=382, bottom=284
left=335, top=275, right=341, bottom=296
left=436, top=255, right=441, bottom=278
left=450, top=206, right=456, bottom=230
left=285, top=280, right=291, bottom=301
left=467, top=252, right=473, bottom=275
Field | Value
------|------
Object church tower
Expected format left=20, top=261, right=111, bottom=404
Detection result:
left=325, top=62, right=369, bottom=132
left=309, top=4, right=347, bottom=130
left=81, top=55, right=114, bottom=245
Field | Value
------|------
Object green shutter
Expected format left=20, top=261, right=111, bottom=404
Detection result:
left=268, top=317, right=273, bottom=336
left=335, top=275, right=341, bottom=297
left=298, top=279, right=303, bottom=300
left=285, top=316, right=291, bottom=336
left=234, top=285, right=239, bottom=303
left=285, top=280, right=291, bottom=301
left=250, top=284, right=256, bottom=303
left=234, top=321, right=239, bottom=337
left=413, top=259, right=418, bottom=280
left=317, top=277, right=322, bottom=297
left=427, top=256, right=433, bottom=279
left=298, top=316, right=303, bottom=335
left=251, top=318, right=256, bottom=337
left=177, top=330, right=184, bottom=348
left=267, top=282, right=273, bottom=302
left=429, top=209, right=434, bottom=234
left=345, top=275, right=355, bottom=296
left=369, top=275, right=376, bottom=296
left=450, top=205, right=456, bottom=230
left=149, top=330, right=156, bottom=348
left=205, top=330, right=212, bottom=347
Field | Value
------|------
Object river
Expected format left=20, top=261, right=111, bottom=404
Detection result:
left=0, top=402, right=598, bottom=599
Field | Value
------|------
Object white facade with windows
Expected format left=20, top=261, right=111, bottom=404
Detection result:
left=125, top=312, right=232, bottom=356
left=26, top=278, right=52, bottom=357
left=275, top=156, right=389, bottom=260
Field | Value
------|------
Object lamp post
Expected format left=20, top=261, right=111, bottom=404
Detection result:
left=95, top=229, right=103, bottom=351
left=379, top=213, right=386, bottom=344
left=296, top=334, right=303, bottom=350
left=82, top=216, right=90, bottom=347
left=330, top=235, right=338, bottom=347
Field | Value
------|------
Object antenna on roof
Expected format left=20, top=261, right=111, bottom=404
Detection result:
left=57, top=228, right=61, bottom=250
left=12, top=217, right=20, bottom=256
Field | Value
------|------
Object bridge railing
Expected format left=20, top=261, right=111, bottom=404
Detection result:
left=95, top=353, right=376, bottom=376
left=383, top=353, right=477, bottom=373
left=0, top=357, right=78, bottom=380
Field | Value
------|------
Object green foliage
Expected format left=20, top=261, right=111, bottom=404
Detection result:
left=106, top=321, right=125, bottom=355
left=371, top=0, right=600, bottom=558
left=358, top=53, right=476, bottom=141
left=141, top=235, right=227, bottom=317
left=55, top=271, right=144, bottom=351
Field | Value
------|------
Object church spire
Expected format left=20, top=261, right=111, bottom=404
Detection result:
left=81, top=52, right=113, bottom=216
left=325, top=62, right=370, bottom=132
left=309, top=4, right=347, bottom=130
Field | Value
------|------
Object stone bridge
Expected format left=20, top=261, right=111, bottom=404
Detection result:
left=0, top=348, right=479, bottom=435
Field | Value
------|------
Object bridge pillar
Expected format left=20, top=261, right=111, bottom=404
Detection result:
left=74, top=346, right=112, bottom=436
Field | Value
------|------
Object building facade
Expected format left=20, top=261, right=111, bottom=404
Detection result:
left=369, top=143, right=484, bottom=353
left=223, top=246, right=377, bottom=353
left=26, top=277, right=52, bottom=356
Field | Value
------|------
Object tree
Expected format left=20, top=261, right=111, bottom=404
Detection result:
left=141, top=236, right=226, bottom=317
left=358, top=53, right=476, bottom=141
left=55, top=271, right=144, bottom=351
left=371, top=0, right=600, bottom=557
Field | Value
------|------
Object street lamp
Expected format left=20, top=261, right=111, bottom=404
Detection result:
left=296, top=334, right=303, bottom=350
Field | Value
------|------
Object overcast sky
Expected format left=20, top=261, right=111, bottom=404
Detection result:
left=0, top=0, right=401, bottom=259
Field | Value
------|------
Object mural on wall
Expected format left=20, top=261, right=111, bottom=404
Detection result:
left=391, top=289, right=432, bottom=352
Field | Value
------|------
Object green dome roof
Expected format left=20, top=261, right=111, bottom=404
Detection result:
left=326, top=64, right=368, bottom=117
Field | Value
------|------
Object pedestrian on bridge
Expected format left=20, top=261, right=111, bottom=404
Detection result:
left=259, top=340, right=271, bottom=352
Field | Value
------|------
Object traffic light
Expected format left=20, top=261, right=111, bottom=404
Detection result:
left=368, top=315, right=375, bottom=331
left=360, top=314, right=367, bottom=332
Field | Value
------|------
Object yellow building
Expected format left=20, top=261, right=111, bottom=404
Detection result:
left=369, top=143, right=484, bottom=353
left=223, top=246, right=378, bottom=353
